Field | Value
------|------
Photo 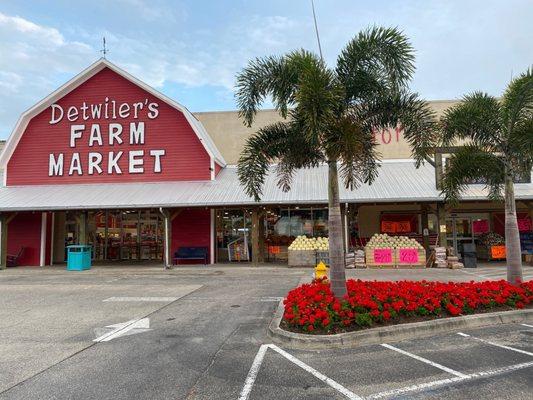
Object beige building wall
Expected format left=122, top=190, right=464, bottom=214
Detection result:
left=195, top=100, right=459, bottom=165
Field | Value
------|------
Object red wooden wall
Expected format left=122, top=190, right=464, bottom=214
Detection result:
left=171, top=208, right=211, bottom=264
left=7, top=212, right=42, bottom=266
left=7, top=67, right=212, bottom=186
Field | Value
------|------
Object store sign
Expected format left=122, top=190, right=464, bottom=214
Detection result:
left=399, top=249, right=419, bottom=264
left=491, top=245, right=506, bottom=259
left=47, top=98, right=166, bottom=177
left=374, top=248, right=393, bottom=264
left=518, top=218, right=532, bottom=232
left=381, top=220, right=411, bottom=233
left=472, top=220, right=489, bottom=234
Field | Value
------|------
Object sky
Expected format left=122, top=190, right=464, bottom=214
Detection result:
left=0, top=0, right=532, bottom=139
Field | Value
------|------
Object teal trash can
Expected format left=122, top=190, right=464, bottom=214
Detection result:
left=66, top=245, right=92, bottom=271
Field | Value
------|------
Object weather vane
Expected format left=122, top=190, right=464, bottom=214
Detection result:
left=100, top=37, right=108, bottom=59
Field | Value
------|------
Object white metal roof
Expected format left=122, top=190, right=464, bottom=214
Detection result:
left=0, top=161, right=531, bottom=211
left=0, top=58, right=226, bottom=173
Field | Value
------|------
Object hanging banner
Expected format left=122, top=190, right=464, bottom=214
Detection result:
left=381, top=221, right=396, bottom=233
left=381, top=221, right=411, bottom=233
left=374, top=248, right=393, bottom=264
left=399, top=248, right=419, bottom=264
left=472, top=220, right=490, bottom=234
left=396, top=221, right=411, bottom=233
left=517, top=218, right=532, bottom=232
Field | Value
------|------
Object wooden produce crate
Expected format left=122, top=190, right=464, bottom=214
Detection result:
left=395, top=247, right=426, bottom=268
left=288, top=250, right=316, bottom=267
left=365, top=247, right=395, bottom=268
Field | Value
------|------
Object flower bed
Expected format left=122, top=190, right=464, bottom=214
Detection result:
left=282, top=279, right=533, bottom=334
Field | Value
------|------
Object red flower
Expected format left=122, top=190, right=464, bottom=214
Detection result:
left=282, top=278, right=533, bottom=332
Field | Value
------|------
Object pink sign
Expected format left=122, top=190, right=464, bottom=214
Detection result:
left=399, top=249, right=419, bottom=264
left=374, top=248, right=393, bottom=264
left=472, top=220, right=489, bottom=234
left=517, top=218, right=532, bottom=232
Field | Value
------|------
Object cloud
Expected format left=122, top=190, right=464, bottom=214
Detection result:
left=0, top=10, right=304, bottom=137
left=0, top=12, right=95, bottom=136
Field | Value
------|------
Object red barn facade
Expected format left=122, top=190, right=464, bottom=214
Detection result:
left=0, top=59, right=225, bottom=267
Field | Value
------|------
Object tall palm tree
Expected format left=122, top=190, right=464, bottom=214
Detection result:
left=235, top=27, right=437, bottom=298
left=440, top=69, right=533, bottom=284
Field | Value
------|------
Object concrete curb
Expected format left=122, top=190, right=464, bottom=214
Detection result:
left=268, top=299, right=533, bottom=350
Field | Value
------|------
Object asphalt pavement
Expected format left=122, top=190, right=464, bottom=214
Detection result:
left=0, top=265, right=532, bottom=399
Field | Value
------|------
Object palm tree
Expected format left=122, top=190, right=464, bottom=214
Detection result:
left=440, top=69, right=533, bottom=285
left=235, top=27, right=437, bottom=298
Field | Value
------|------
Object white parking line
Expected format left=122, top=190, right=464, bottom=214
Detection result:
left=238, top=344, right=269, bottom=400
left=103, top=296, right=178, bottom=302
left=268, top=344, right=363, bottom=400
left=238, top=344, right=362, bottom=400
left=456, top=332, right=533, bottom=357
left=381, top=343, right=469, bottom=378
left=367, top=361, right=533, bottom=399
left=521, top=323, right=533, bottom=328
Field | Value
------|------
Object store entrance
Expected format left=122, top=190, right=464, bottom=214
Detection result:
left=215, top=209, right=251, bottom=262
left=446, top=213, right=490, bottom=259
left=65, top=210, right=164, bottom=262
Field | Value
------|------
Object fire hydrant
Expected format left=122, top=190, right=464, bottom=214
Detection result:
left=314, top=261, right=328, bottom=280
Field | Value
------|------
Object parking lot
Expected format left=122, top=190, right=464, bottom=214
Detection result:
left=0, top=265, right=532, bottom=399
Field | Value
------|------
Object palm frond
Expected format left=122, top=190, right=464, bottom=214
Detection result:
left=336, top=26, right=415, bottom=102
left=237, top=122, right=293, bottom=200
left=441, top=146, right=505, bottom=205
left=325, top=113, right=380, bottom=188
left=501, top=68, right=533, bottom=135
left=235, top=50, right=323, bottom=127
left=440, top=92, right=502, bottom=150
left=238, top=121, right=323, bottom=200
left=293, top=63, right=344, bottom=147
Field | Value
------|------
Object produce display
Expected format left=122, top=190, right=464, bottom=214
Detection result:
left=478, top=232, right=505, bottom=247
left=288, top=235, right=329, bottom=251
left=365, top=233, right=423, bottom=249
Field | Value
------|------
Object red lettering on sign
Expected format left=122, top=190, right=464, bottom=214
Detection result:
left=374, top=248, right=393, bottom=264
left=399, top=248, right=419, bottom=263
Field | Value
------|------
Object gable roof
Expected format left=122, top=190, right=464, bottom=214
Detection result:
left=0, top=58, right=226, bottom=172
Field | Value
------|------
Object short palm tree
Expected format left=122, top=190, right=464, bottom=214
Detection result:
left=440, top=69, right=533, bottom=285
left=235, top=27, right=437, bottom=298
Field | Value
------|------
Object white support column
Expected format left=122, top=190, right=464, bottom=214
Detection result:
left=49, top=212, right=55, bottom=266
left=344, top=203, right=349, bottom=253
left=210, top=157, right=215, bottom=180
left=210, top=209, right=215, bottom=264
left=164, top=213, right=170, bottom=268
left=40, top=212, right=47, bottom=267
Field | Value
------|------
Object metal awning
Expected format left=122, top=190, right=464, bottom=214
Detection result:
left=0, top=161, right=531, bottom=211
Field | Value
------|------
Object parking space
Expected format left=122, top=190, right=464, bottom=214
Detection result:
left=240, top=324, right=533, bottom=400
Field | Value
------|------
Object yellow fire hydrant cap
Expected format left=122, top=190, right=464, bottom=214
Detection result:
left=314, top=261, right=328, bottom=280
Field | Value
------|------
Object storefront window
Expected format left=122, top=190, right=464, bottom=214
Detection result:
left=289, top=208, right=313, bottom=236
left=313, top=209, right=329, bottom=237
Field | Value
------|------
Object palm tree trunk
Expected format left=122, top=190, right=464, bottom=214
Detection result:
left=504, top=170, right=523, bottom=284
left=328, top=160, right=347, bottom=298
